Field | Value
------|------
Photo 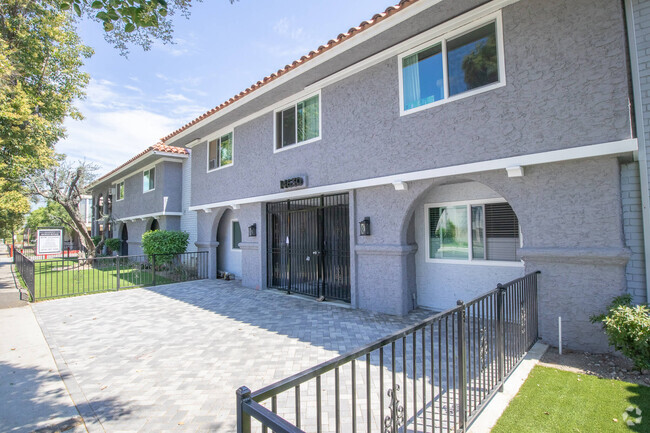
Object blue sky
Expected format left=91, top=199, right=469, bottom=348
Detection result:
left=59, top=0, right=393, bottom=173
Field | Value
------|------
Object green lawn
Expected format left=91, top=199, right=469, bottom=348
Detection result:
left=25, top=258, right=173, bottom=300
left=492, top=365, right=650, bottom=433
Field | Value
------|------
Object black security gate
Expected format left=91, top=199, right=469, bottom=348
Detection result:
left=267, top=193, right=350, bottom=302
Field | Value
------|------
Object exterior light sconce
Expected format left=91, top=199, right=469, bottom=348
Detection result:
left=248, top=223, right=257, bottom=237
left=359, top=217, right=371, bottom=236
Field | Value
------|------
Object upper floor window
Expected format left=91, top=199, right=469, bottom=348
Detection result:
left=208, top=132, right=233, bottom=171
left=426, top=201, right=520, bottom=263
left=116, top=182, right=125, bottom=201
left=400, top=17, right=503, bottom=114
left=143, top=168, right=155, bottom=192
left=275, top=93, right=320, bottom=151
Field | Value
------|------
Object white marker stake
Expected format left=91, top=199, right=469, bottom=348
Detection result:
left=558, top=316, right=563, bottom=355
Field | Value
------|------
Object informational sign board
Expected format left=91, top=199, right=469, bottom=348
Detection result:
left=37, top=228, right=63, bottom=255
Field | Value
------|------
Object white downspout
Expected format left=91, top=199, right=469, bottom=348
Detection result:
left=624, top=0, right=650, bottom=305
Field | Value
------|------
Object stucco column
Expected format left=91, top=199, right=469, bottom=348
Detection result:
left=237, top=203, right=265, bottom=289
left=355, top=244, right=418, bottom=316
left=196, top=241, right=219, bottom=279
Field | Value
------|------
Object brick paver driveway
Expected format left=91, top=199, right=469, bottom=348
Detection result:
left=32, top=280, right=431, bottom=432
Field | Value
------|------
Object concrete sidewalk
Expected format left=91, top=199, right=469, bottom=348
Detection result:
left=0, top=255, right=87, bottom=433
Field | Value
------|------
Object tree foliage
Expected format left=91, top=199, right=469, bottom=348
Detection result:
left=56, top=0, right=239, bottom=54
left=29, top=158, right=104, bottom=257
left=0, top=1, right=93, bottom=185
left=142, top=230, right=188, bottom=264
left=0, top=180, right=30, bottom=239
left=25, top=201, right=74, bottom=235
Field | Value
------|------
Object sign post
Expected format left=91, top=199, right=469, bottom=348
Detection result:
left=36, top=228, right=63, bottom=256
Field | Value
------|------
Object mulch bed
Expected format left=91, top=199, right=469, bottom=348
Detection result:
left=540, top=346, right=650, bottom=386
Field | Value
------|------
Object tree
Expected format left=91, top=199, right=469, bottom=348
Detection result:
left=56, top=0, right=237, bottom=55
left=0, top=180, right=30, bottom=244
left=29, top=158, right=105, bottom=258
left=25, top=201, right=74, bottom=239
left=0, top=0, right=92, bottom=188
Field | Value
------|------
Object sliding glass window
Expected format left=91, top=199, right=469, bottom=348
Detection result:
left=401, top=19, right=501, bottom=113
left=276, top=94, right=320, bottom=150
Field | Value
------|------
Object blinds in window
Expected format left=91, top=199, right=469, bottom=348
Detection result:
left=485, top=203, right=519, bottom=261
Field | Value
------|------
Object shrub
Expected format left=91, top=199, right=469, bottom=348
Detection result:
left=91, top=235, right=102, bottom=245
left=141, top=230, right=189, bottom=265
left=590, top=294, right=650, bottom=370
left=105, top=238, right=121, bottom=253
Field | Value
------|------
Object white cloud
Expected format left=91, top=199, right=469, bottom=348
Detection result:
left=273, top=17, right=305, bottom=41
left=58, top=79, right=199, bottom=173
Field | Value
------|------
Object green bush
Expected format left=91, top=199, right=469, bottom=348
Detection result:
left=590, top=294, right=650, bottom=370
left=141, top=230, right=189, bottom=265
left=91, top=235, right=102, bottom=245
left=105, top=238, right=121, bottom=253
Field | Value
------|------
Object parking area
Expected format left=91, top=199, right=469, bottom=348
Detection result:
left=32, top=279, right=431, bottom=432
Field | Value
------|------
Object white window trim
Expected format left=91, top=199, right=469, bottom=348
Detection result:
left=424, top=198, right=523, bottom=267
left=115, top=181, right=125, bottom=201
left=206, top=131, right=235, bottom=173
left=273, top=90, right=322, bottom=154
left=143, top=168, right=155, bottom=193
left=398, top=11, right=506, bottom=117
left=231, top=219, right=242, bottom=251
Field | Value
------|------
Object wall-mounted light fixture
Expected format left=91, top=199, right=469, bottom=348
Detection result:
left=248, top=223, right=257, bottom=237
left=359, top=217, right=371, bottom=236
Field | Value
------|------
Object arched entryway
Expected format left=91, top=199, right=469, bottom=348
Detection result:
left=120, top=224, right=129, bottom=256
left=216, top=209, right=242, bottom=278
left=405, top=179, right=525, bottom=311
left=149, top=218, right=159, bottom=232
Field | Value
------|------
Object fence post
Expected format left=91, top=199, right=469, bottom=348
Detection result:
left=116, top=257, right=120, bottom=291
left=457, top=300, right=467, bottom=430
left=152, top=254, right=157, bottom=286
left=496, top=283, right=506, bottom=392
left=236, top=386, right=252, bottom=433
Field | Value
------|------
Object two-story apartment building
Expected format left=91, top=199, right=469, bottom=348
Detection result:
left=90, top=0, right=650, bottom=352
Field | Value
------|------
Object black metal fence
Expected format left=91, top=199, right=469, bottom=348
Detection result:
left=237, top=271, right=540, bottom=433
left=13, top=251, right=208, bottom=301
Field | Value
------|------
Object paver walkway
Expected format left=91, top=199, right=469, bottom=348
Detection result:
left=32, top=280, right=432, bottom=432
left=0, top=255, right=86, bottom=433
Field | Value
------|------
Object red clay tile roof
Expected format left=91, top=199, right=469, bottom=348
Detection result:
left=160, top=0, right=421, bottom=143
left=91, top=143, right=189, bottom=187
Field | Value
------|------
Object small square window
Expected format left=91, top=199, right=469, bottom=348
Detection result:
left=208, top=132, right=233, bottom=171
left=143, top=168, right=155, bottom=192
left=116, top=182, right=125, bottom=201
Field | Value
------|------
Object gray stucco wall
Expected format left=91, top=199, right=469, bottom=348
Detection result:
left=190, top=0, right=630, bottom=208
left=112, top=160, right=183, bottom=219
left=349, top=156, right=628, bottom=352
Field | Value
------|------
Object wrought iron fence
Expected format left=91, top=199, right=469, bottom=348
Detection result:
left=14, top=251, right=36, bottom=301
left=236, top=271, right=540, bottom=433
left=13, top=251, right=208, bottom=301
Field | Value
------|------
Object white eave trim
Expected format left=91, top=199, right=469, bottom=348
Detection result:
left=189, top=138, right=637, bottom=212
left=115, top=211, right=183, bottom=222
left=165, top=0, right=521, bottom=146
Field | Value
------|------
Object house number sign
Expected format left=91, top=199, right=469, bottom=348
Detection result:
left=280, top=176, right=306, bottom=190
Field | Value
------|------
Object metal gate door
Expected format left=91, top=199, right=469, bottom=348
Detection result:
left=267, top=193, right=350, bottom=302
